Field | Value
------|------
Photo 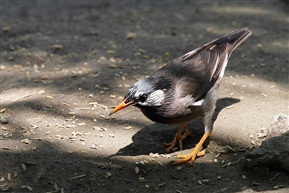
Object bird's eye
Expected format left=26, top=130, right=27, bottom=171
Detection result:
left=139, top=94, right=147, bottom=102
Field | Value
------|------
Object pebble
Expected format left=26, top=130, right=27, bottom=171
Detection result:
left=21, top=163, right=27, bottom=171
left=126, top=32, right=137, bottom=40
left=91, top=143, right=97, bottom=149
left=0, top=114, right=8, bottom=124
left=135, top=167, right=140, bottom=174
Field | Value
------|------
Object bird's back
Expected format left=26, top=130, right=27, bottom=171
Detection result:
left=153, top=29, right=252, bottom=102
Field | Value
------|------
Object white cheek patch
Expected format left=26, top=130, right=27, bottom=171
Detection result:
left=142, top=90, right=165, bottom=106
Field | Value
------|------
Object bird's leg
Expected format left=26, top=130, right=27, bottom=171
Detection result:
left=174, top=112, right=213, bottom=165
left=174, top=131, right=211, bottom=165
left=163, top=122, right=191, bottom=152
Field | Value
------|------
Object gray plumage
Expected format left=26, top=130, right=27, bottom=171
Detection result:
left=111, top=29, right=251, bottom=164
left=128, top=29, right=251, bottom=126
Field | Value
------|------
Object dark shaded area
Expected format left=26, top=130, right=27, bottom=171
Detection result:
left=115, top=97, right=240, bottom=156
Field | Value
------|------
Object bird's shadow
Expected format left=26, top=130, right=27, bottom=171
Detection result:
left=114, top=97, right=240, bottom=156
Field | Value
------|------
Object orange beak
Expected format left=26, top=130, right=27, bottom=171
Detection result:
left=109, top=98, right=134, bottom=115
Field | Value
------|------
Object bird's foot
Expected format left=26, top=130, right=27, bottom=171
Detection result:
left=163, top=130, right=191, bottom=152
left=174, top=148, right=206, bottom=165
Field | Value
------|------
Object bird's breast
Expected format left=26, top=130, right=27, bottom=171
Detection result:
left=139, top=105, right=204, bottom=124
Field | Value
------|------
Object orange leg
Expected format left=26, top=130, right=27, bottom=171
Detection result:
left=174, top=131, right=211, bottom=165
left=163, top=122, right=191, bottom=152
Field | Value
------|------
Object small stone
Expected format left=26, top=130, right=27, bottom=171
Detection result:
left=126, top=32, right=137, bottom=40
left=91, top=143, right=97, bottom=149
left=21, top=163, right=27, bottom=171
left=138, top=177, right=146, bottom=182
left=135, top=167, right=140, bottom=174
left=7, top=173, right=11, bottom=181
left=0, top=114, right=8, bottom=124
left=50, top=44, right=63, bottom=51
left=27, top=186, right=33, bottom=191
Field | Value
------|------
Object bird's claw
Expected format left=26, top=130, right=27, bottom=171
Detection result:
left=174, top=149, right=206, bottom=165
left=163, top=130, right=191, bottom=152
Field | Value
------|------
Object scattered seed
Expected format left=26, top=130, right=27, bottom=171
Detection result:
left=7, top=173, right=11, bottom=181
left=51, top=44, right=63, bottom=50
left=105, top=172, right=112, bottom=177
left=70, top=174, right=86, bottom=180
left=0, top=177, right=4, bottom=182
left=273, top=185, right=285, bottom=189
left=91, top=143, right=97, bottom=149
left=158, top=182, right=165, bottom=187
left=21, top=163, right=27, bottom=171
left=2, top=147, right=12, bottom=150
left=197, top=180, right=203, bottom=185
left=149, top=153, right=159, bottom=158
left=0, top=108, right=6, bottom=113
left=242, top=175, right=246, bottom=179
left=20, top=185, right=27, bottom=189
left=135, top=167, right=140, bottom=174
left=27, top=186, right=33, bottom=191
left=123, top=126, right=132, bottom=130
left=176, top=166, right=183, bottom=171
left=261, top=93, right=268, bottom=97
left=109, top=134, right=115, bottom=138
left=47, top=95, right=53, bottom=99
left=109, top=64, right=118, bottom=69
left=126, top=32, right=137, bottom=40
left=145, top=184, right=149, bottom=188
left=21, top=139, right=30, bottom=144
left=257, top=132, right=267, bottom=139
left=138, top=176, right=146, bottom=182
left=222, top=162, right=231, bottom=168
left=259, top=63, right=266, bottom=67
left=202, top=179, right=210, bottom=183
left=140, top=161, right=145, bottom=165
left=217, top=176, right=222, bottom=180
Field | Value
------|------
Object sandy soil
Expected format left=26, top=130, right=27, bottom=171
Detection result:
left=1, top=1, right=288, bottom=193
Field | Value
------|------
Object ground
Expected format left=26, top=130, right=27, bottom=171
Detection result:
left=0, top=1, right=289, bottom=193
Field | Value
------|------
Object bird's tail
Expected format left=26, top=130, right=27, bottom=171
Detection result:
left=182, top=29, right=251, bottom=61
left=212, top=29, right=252, bottom=55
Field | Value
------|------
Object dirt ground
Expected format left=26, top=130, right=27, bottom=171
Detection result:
left=1, top=1, right=289, bottom=193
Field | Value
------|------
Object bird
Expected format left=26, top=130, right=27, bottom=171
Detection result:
left=110, top=29, right=252, bottom=164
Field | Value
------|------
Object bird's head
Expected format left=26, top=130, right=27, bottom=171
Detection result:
left=109, top=77, right=171, bottom=115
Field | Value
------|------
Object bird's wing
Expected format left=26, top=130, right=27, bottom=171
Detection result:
left=154, top=29, right=251, bottom=102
